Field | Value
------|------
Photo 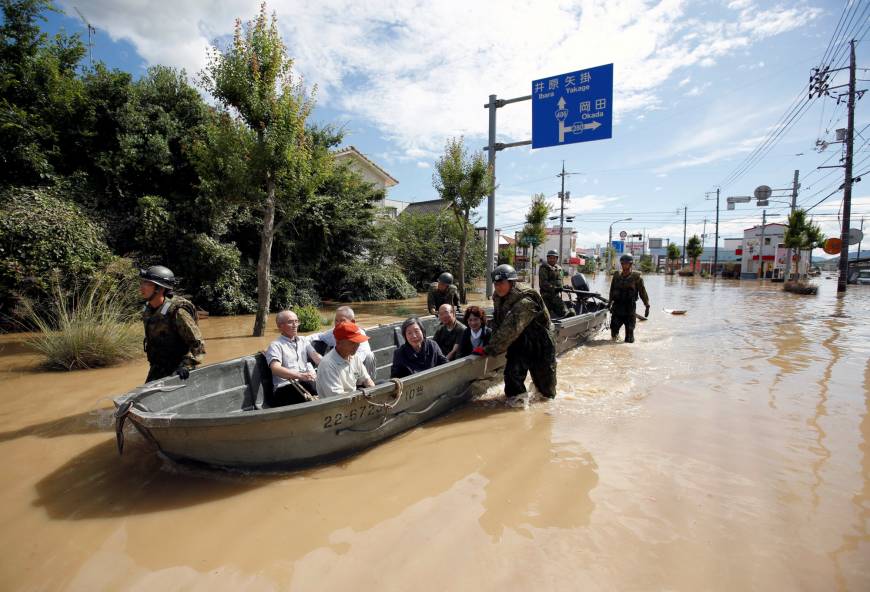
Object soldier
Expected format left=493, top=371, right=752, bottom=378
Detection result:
left=478, top=264, right=557, bottom=404
left=538, top=249, right=571, bottom=318
left=427, top=272, right=461, bottom=315
left=608, top=254, right=650, bottom=343
left=139, top=265, right=205, bottom=382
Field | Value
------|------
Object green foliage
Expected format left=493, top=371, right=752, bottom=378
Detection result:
left=0, top=186, right=112, bottom=309
left=19, top=273, right=141, bottom=370
left=784, top=209, right=824, bottom=250
left=639, top=254, right=654, bottom=273
left=432, top=137, right=494, bottom=302
left=498, top=244, right=515, bottom=265
left=395, top=211, right=486, bottom=290
left=294, top=304, right=321, bottom=333
left=270, top=276, right=320, bottom=311
left=519, top=193, right=550, bottom=285
left=332, top=261, right=417, bottom=302
left=582, top=257, right=596, bottom=273
left=686, top=235, right=703, bottom=272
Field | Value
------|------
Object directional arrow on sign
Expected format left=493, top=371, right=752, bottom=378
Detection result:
left=557, top=97, right=566, bottom=110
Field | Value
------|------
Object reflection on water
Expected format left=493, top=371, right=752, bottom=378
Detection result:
left=1, top=277, right=869, bottom=590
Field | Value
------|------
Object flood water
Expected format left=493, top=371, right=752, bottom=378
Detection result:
left=1, top=275, right=868, bottom=591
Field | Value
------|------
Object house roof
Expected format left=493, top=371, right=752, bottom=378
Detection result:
left=744, top=223, right=786, bottom=232
left=402, top=199, right=450, bottom=216
left=333, top=145, right=399, bottom=187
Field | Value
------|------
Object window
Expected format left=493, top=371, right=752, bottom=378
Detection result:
left=764, top=237, right=771, bottom=245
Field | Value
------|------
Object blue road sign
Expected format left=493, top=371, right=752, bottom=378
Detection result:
left=611, top=240, right=624, bottom=254
left=531, top=63, right=613, bottom=149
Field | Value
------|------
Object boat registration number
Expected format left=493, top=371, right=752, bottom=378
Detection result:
left=321, top=385, right=425, bottom=429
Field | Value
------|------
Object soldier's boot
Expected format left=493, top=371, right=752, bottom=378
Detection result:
left=530, top=363, right=557, bottom=399
left=625, top=326, right=635, bottom=343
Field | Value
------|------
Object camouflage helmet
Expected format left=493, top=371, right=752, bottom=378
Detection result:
left=546, top=249, right=559, bottom=258
left=437, top=272, right=454, bottom=285
left=139, top=265, right=176, bottom=290
left=619, top=254, right=634, bottom=264
left=491, top=264, right=518, bottom=282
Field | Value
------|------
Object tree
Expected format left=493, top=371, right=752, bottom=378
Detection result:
left=518, top=193, right=550, bottom=288
left=497, top=244, right=515, bottom=266
left=432, top=137, right=494, bottom=303
left=783, top=208, right=824, bottom=280
left=686, top=235, right=703, bottom=274
left=394, top=211, right=486, bottom=291
left=199, top=3, right=314, bottom=336
left=638, top=254, right=653, bottom=273
left=666, top=243, right=681, bottom=274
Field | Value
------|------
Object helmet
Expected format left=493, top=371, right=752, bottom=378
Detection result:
left=139, top=265, right=176, bottom=290
left=437, top=272, right=454, bottom=285
left=546, top=250, right=559, bottom=258
left=491, top=264, right=518, bottom=282
left=619, top=254, right=634, bottom=264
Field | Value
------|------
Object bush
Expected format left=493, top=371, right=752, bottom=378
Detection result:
left=333, top=262, right=417, bottom=301
left=19, top=275, right=142, bottom=370
left=271, top=276, right=320, bottom=311
left=295, top=304, right=322, bottom=332
left=0, top=186, right=113, bottom=312
left=184, top=234, right=255, bottom=315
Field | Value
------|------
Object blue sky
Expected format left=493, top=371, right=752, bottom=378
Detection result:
left=45, top=0, right=870, bottom=251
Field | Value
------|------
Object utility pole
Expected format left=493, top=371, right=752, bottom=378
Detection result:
left=701, top=218, right=708, bottom=274
left=784, top=169, right=800, bottom=280
left=705, top=190, right=721, bottom=277
left=681, top=206, right=687, bottom=268
left=759, top=209, right=767, bottom=281
left=837, top=40, right=857, bottom=293
left=856, top=217, right=864, bottom=260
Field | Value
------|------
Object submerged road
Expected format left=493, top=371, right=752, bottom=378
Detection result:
left=0, top=274, right=868, bottom=590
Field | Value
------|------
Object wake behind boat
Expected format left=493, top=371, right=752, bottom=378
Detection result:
left=113, top=306, right=607, bottom=469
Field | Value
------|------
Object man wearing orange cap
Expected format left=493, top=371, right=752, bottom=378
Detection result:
left=315, top=321, right=376, bottom=398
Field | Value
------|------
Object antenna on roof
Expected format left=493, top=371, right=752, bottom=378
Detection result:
left=74, top=6, right=96, bottom=66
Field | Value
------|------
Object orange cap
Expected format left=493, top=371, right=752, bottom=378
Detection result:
left=333, top=321, right=369, bottom=343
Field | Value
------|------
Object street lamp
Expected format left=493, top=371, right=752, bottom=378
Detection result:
left=608, top=217, right=632, bottom=272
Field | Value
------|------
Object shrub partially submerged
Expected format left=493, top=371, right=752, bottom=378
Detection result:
left=294, top=304, right=322, bottom=333
left=19, top=276, right=142, bottom=370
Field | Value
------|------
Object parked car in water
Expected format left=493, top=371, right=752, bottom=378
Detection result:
left=856, top=269, right=870, bottom=285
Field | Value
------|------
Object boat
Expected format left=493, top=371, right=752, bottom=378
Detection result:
left=113, top=300, right=607, bottom=469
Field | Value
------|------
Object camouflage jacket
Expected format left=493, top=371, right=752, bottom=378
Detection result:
left=142, top=296, right=205, bottom=370
left=427, top=282, right=461, bottom=315
left=538, top=263, right=564, bottom=295
left=608, top=271, right=650, bottom=315
left=484, top=283, right=555, bottom=357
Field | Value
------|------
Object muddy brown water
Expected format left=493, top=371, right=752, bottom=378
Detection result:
left=0, top=275, right=868, bottom=590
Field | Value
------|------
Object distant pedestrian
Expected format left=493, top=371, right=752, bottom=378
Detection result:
left=539, top=249, right=571, bottom=318
left=608, top=254, right=650, bottom=343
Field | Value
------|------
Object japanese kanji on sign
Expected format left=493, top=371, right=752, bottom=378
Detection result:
left=531, top=63, right=613, bottom=149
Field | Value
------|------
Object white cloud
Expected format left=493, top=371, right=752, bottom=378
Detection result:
left=416, top=161, right=430, bottom=169
left=63, top=0, right=818, bottom=157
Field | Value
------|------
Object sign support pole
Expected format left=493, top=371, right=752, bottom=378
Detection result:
left=483, top=94, right=531, bottom=298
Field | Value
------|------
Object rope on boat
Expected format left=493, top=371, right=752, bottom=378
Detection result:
left=361, top=378, right=404, bottom=410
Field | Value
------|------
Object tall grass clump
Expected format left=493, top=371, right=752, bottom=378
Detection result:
left=19, top=275, right=142, bottom=370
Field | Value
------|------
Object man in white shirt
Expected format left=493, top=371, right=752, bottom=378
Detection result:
left=266, top=310, right=318, bottom=405
left=316, top=321, right=375, bottom=399
left=309, top=305, right=376, bottom=377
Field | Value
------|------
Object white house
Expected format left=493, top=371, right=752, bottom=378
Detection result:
left=739, top=223, right=810, bottom=279
left=333, top=146, right=407, bottom=217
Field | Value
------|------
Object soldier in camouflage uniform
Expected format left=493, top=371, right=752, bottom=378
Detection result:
left=608, top=254, right=650, bottom=344
left=139, top=265, right=205, bottom=382
left=538, top=249, right=572, bottom=318
left=481, top=264, right=557, bottom=400
left=427, top=272, right=461, bottom=316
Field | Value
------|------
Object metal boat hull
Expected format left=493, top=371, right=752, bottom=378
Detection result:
left=114, top=309, right=606, bottom=468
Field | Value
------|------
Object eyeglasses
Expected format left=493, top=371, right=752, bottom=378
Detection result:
left=281, top=320, right=300, bottom=325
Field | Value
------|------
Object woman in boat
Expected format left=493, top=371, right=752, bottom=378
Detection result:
left=458, top=305, right=492, bottom=358
left=390, top=317, right=448, bottom=379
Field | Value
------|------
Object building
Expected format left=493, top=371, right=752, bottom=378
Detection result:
left=739, top=223, right=810, bottom=279
left=333, top=146, right=407, bottom=217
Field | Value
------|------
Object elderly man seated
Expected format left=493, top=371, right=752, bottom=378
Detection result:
left=266, top=310, right=318, bottom=405
left=308, top=305, right=376, bottom=378
left=433, top=304, right=466, bottom=361
left=390, top=317, right=448, bottom=378
left=316, top=321, right=375, bottom=399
